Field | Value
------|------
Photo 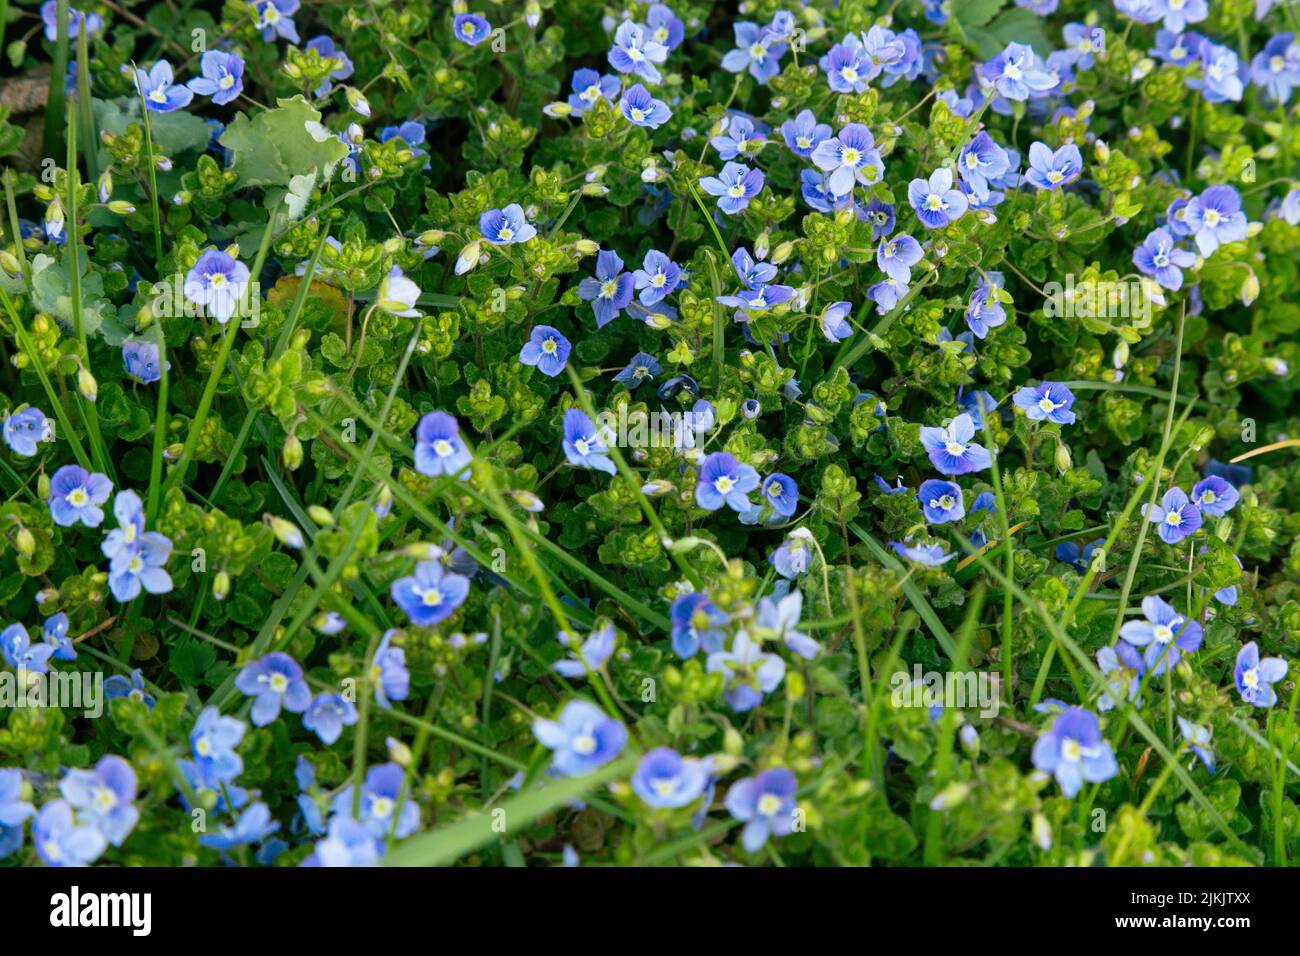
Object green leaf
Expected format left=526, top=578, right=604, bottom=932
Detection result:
left=219, top=96, right=348, bottom=191
left=950, top=0, right=1007, bottom=29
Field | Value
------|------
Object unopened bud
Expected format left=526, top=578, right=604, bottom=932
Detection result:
left=307, top=505, right=335, bottom=527
left=213, top=570, right=230, bottom=601
left=15, top=527, right=35, bottom=559
left=282, top=433, right=304, bottom=470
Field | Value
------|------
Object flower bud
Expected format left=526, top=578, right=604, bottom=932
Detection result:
left=1240, top=270, right=1259, bottom=307
left=77, top=364, right=98, bottom=402
left=454, top=240, right=483, bottom=276
left=107, top=200, right=137, bottom=215
left=1054, top=442, right=1072, bottom=474
left=307, top=505, right=335, bottom=527
left=213, top=571, right=230, bottom=601
left=282, top=433, right=304, bottom=470
left=345, top=86, right=371, bottom=118
left=37, top=473, right=50, bottom=499
left=268, top=516, right=305, bottom=549
left=15, top=527, right=35, bottom=560
left=386, top=736, right=413, bottom=766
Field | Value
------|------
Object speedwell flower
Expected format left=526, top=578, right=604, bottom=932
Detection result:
left=1119, top=595, right=1203, bottom=675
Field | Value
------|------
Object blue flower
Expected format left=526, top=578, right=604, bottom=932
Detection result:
left=908, top=168, right=968, bottom=228
left=0, top=769, right=35, bottom=855
left=721, top=21, right=785, bottom=83
left=876, top=234, right=922, bottom=284
left=2, top=623, right=56, bottom=674
left=199, top=801, right=281, bottom=850
left=632, top=748, right=710, bottom=809
left=1031, top=707, right=1117, bottom=797
left=1150, top=0, right=1207, bottom=31
left=303, top=815, right=381, bottom=866
left=958, top=132, right=1010, bottom=200
left=236, top=652, right=312, bottom=726
left=822, top=40, right=873, bottom=93
left=42, top=613, right=75, bottom=661
left=820, top=301, right=853, bottom=342
left=1235, top=641, right=1287, bottom=707
left=532, top=699, right=628, bottom=776
left=1143, top=487, right=1203, bottom=544
left=578, top=250, right=635, bottom=326
left=562, top=408, right=617, bottom=475
left=978, top=42, right=1057, bottom=101
left=122, top=340, right=165, bottom=383
left=40, top=1, right=102, bottom=41
left=104, top=668, right=155, bottom=708
left=761, top=473, right=799, bottom=517
left=33, top=800, right=106, bottom=867
left=920, top=413, right=991, bottom=475
left=647, top=3, right=685, bottom=50
left=1177, top=717, right=1216, bottom=773
left=371, top=630, right=410, bottom=709
left=391, top=561, right=471, bottom=626
left=1190, top=41, right=1245, bottom=103
left=1183, top=185, right=1248, bottom=257
left=553, top=622, right=616, bottom=677
left=696, top=452, right=760, bottom=512
left=479, top=204, right=536, bottom=245
left=725, top=768, right=796, bottom=851
left=100, top=491, right=173, bottom=602
left=781, top=109, right=832, bottom=159
left=670, top=591, right=728, bottom=658
left=632, top=250, right=681, bottom=306
left=711, top=115, right=765, bottom=160
left=59, top=755, right=139, bottom=847
left=252, top=0, right=300, bottom=42
left=1119, top=595, right=1203, bottom=675
left=303, top=692, right=359, bottom=744
left=608, top=20, right=670, bottom=85
left=186, top=51, right=244, bottom=105
left=1191, top=475, right=1239, bottom=517
left=452, top=12, right=492, bottom=46
left=770, top=528, right=815, bottom=579
left=303, top=36, right=354, bottom=96
left=4, top=406, right=53, bottom=457
left=414, top=411, right=473, bottom=478
left=965, top=273, right=1007, bottom=339
left=811, top=123, right=883, bottom=197
left=379, top=121, right=428, bottom=166
left=133, top=60, right=193, bottom=112
left=619, top=83, right=672, bottom=128
left=567, top=68, right=620, bottom=113
left=708, top=631, right=785, bottom=711
left=1056, top=537, right=1106, bottom=572
left=1024, top=142, right=1082, bottom=190
left=1097, top=642, right=1144, bottom=711
left=181, top=706, right=245, bottom=789
left=184, top=248, right=251, bottom=324
left=48, top=464, right=112, bottom=527
left=612, top=351, right=662, bottom=389
left=333, top=763, right=420, bottom=839
left=1151, top=29, right=1204, bottom=65
left=917, top=479, right=965, bottom=524
left=1251, top=34, right=1300, bottom=102
left=889, top=538, right=956, bottom=566
left=1133, top=227, right=1197, bottom=290
left=698, top=162, right=765, bottom=214
left=519, top=325, right=572, bottom=378
left=755, top=589, right=818, bottom=660
left=1012, top=381, right=1077, bottom=425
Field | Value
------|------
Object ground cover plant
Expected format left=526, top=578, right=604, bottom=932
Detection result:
left=0, top=0, right=1298, bottom=869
